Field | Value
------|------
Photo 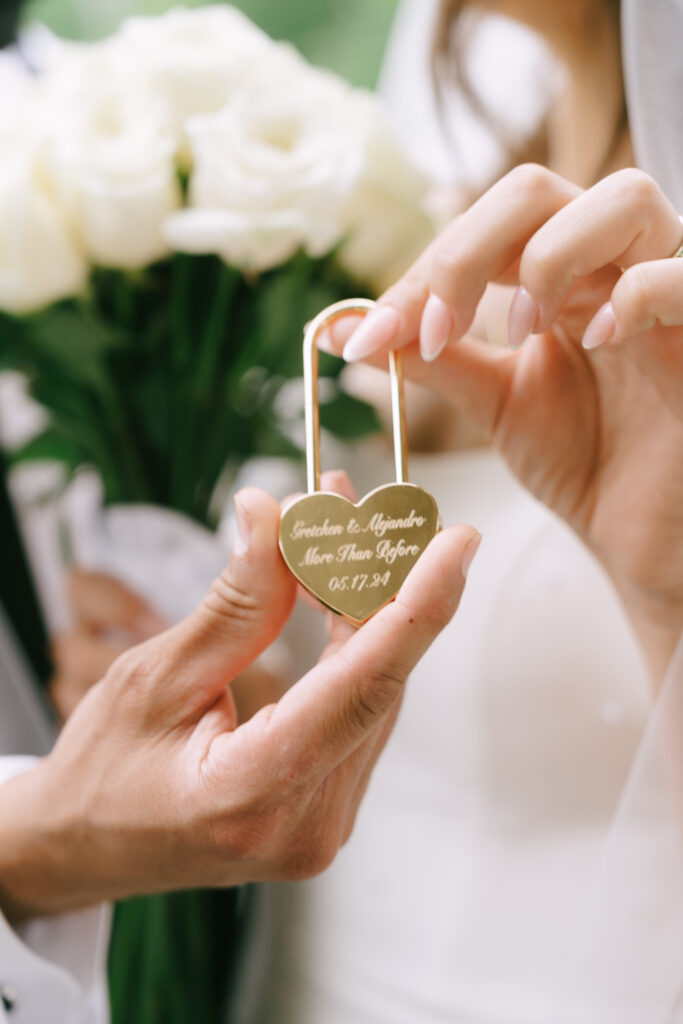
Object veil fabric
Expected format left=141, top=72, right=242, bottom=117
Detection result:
left=623, top=0, right=683, bottom=212
left=571, top=3, right=683, bottom=1016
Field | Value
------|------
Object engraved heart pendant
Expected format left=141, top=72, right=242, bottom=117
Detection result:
left=280, top=482, right=438, bottom=624
left=278, top=299, right=440, bottom=626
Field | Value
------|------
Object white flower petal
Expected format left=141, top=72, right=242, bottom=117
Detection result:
left=0, top=152, right=87, bottom=313
left=43, top=47, right=182, bottom=269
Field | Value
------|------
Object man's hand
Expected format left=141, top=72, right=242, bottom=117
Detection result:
left=0, top=486, right=479, bottom=920
left=50, top=570, right=282, bottom=725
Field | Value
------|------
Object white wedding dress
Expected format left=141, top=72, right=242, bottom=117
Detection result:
left=232, top=447, right=683, bottom=1023
left=230, top=1, right=683, bottom=1021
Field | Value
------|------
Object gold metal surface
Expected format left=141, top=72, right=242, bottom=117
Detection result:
left=280, top=483, right=439, bottom=625
left=303, top=299, right=408, bottom=492
left=280, top=298, right=439, bottom=626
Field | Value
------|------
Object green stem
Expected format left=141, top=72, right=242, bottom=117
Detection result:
left=192, top=264, right=240, bottom=399
left=169, top=256, right=194, bottom=514
left=173, top=261, right=241, bottom=523
left=101, top=387, right=152, bottom=502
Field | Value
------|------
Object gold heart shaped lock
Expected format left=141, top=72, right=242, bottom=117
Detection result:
left=279, top=298, right=440, bottom=625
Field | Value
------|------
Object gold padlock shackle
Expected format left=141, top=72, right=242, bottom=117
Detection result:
left=303, top=298, right=408, bottom=494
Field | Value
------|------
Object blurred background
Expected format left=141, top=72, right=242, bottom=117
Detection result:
left=21, top=0, right=400, bottom=87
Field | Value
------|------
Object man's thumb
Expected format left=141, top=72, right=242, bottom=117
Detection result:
left=161, top=488, right=297, bottom=712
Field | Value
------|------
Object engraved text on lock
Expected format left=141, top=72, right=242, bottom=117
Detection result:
left=278, top=299, right=440, bottom=625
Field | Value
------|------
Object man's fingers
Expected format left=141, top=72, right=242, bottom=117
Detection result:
left=66, top=570, right=165, bottom=638
left=272, top=523, right=481, bottom=772
left=281, top=470, right=358, bottom=515
left=153, top=488, right=297, bottom=716
left=319, top=470, right=358, bottom=503
left=341, top=697, right=403, bottom=843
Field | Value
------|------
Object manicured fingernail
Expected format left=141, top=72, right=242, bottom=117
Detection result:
left=343, top=306, right=401, bottom=362
left=233, top=493, right=251, bottom=556
left=420, top=294, right=454, bottom=362
left=582, top=302, right=615, bottom=350
left=462, top=532, right=482, bottom=579
left=508, top=286, right=539, bottom=349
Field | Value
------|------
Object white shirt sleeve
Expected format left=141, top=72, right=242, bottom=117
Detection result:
left=0, top=756, right=111, bottom=1024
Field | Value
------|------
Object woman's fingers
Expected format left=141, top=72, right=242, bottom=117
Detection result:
left=582, top=258, right=683, bottom=349
left=67, top=570, right=165, bottom=638
left=317, top=314, right=363, bottom=356
left=52, top=628, right=129, bottom=684
left=53, top=571, right=166, bottom=720
left=337, top=167, right=680, bottom=366
left=341, top=164, right=579, bottom=363
left=51, top=628, right=130, bottom=720
left=517, top=169, right=683, bottom=338
left=396, top=335, right=514, bottom=438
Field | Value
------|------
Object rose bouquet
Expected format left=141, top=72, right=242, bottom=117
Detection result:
left=0, top=4, right=433, bottom=526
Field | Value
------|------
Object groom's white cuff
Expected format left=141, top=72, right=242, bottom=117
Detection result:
left=0, top=756, right=111, bottom=1024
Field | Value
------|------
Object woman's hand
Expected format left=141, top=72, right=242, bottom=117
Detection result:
left=0, top=485, right=479, bottom=921
left=50, top=571, right=166, bottom=721
left=324, top=165, right=683, bottom=680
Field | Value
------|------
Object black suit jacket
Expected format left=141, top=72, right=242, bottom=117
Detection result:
left=0, top=0, right=51, bottom=684
left=0, top=450, right=52, bottom=684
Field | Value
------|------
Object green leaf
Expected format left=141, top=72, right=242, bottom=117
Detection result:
left=319, top=390, right=382, bottom=438
left=252, top=419, right=304, bottom=460
left=10, top=304, right=125, bottom=388
left=8, top=428, right=86, bottom=470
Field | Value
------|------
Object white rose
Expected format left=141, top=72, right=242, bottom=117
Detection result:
left=0, top=146, right=87, bottom=314
left=43, top=46, right=181, bottom=270
left=0, top=51, right=54, bottom=149
left=337, top=94, right=435, bottom=291
left=117, top=5, right=273, bottom=132
left=164, top=56, right=366, bottom=272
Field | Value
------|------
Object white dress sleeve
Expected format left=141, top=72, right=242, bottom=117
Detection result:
left=0, top=757, right=111, bottom=1024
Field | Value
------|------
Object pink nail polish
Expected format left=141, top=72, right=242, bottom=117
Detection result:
left=420, top=294, right=454, bottom=362
left=508, top=287, right=539, bottom=349
left=343, top=306, right=401, bottom=362
left=462, top=533, right=482, bottom=579
left=582, top=302, right=615, bottom=350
